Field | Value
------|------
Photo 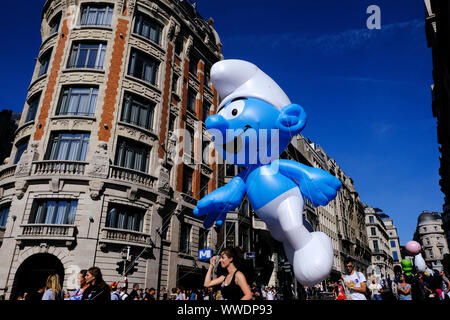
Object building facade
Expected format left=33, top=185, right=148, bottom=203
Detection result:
left=0, top=0, right=224, bottom=299
left=425, top=0, right=450, bottom=247
left=380, top=214, right=402, bottom=269
left=413, top=211, right=449, bottom=271
left=364, top=207, right=397, bottom=280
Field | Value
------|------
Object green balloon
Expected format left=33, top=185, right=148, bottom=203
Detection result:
left=401, top=259, right=413, bottom=276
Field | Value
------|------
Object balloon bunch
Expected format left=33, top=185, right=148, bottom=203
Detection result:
left=403, top=240, right=427, bottom=275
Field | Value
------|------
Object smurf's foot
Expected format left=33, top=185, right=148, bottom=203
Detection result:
left=292, top=232, right=334, bottom=286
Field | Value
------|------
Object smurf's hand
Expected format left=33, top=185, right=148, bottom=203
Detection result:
left=274, top=159, right=342, bottom=207
left=194, top=175, right=246, bottom=228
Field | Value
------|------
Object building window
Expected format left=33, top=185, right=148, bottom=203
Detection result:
left=373, top=240, right=379, bottom=253
left=423, top=227, right=427, bottom=232
left=202, top=101, right=211, bottom=123
left=179, top=222, right=191, bottom=254
left=175, top=36, right=183, bottom=56
left=115, top=137, right=150, bottom=173
left=128, top=49, right=159, bottom=85
left=182, top=166, right=193, bottom=195
left=390, top=240, right=396, bottom=248
left=199, top=228, right=208, bottom=250
left=371, top=227, right=376, bottom=236
left=14, top=138, right=29, bottom=164
left=369, top=216, right=374, bottom=223
left=80, top=4, right=114, bottom=27
left=120, top=93, right=155, bottom=131
left=134, top=13, right=162, bottom=45
left=172, top=74, right=179, bottom=93
left=68, top=42, right=106, bottom=69
left=204, top=66, right=210, bottom=87
left=0, top=204, right=10, bottom=227
left=202, top=140, right=210, bottom=164
left=393, top=251, right=399, bottom=261
left=189, top=55, right=199, bottom=75
left=184, top=126, right=195, bottom=160
left=46, top=132, right=90, bottom=161
left=187, top=88, right=196, bottom=114
left=200, top=175, right=209, bottom=199
left=105, top=203, right=144, bottom=232
left=38, top=49, right=52, bottom=77
left=29, top=200, right=77, bottom=225
left=168, top=114, right=176, bottom=134
left=49, top=13, right=61, bottom=35
left=56, top=87, right=98, bottom=116
left=26, top=94, right=41, bottom=122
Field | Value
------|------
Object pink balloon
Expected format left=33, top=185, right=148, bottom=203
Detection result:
left=405, top=241, right=421, bottom=255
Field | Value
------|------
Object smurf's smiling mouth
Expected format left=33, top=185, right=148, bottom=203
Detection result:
left=220, top=125, right=252, bottom=154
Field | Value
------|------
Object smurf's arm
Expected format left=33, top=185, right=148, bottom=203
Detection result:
left=194, top=172, right=247, bottom=228
left=273, top=159, right=342, bottom=207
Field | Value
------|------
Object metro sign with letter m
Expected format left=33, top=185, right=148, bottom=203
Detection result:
left=198, top=249, right=212, bottom=260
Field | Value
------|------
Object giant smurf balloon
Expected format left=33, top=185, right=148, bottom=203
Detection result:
left=194, top=60, right=342, bottom=285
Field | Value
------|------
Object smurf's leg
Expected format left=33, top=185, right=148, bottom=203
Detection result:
left=256, top=187, right=334, bottom=286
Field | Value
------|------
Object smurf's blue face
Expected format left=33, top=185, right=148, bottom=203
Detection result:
left=205, top=97, right=293, bottom=167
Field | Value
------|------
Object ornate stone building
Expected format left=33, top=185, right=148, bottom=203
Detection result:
left=0, top=0, right=223, bottom=299
left=425, top=0, right=450, bottom=246
left=364, top=207, right=397, bottom=280
left=380, top=213, right=402, bottom=269
left=413, top=211, right=449, bottom=271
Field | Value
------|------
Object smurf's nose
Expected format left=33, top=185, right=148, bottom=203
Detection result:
left=205, top=114, right=229, bottom=138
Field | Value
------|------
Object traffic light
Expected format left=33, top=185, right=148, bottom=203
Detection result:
left=128, top=262, right=138, bottom=275
left=116, top=260, right=125, bottom=275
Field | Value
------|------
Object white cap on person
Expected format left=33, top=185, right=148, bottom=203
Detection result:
left=211, top=59, right=291, bottom=111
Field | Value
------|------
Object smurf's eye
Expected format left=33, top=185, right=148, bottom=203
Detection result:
left=219, top=100, right=245, bottom=120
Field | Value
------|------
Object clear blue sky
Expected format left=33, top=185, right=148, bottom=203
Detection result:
left=0, top=0, right=442, bottom=245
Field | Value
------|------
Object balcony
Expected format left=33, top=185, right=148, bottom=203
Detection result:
left=99, top=227, right=153, bottom=249
left=109, top=166, right=156, bottom=189
left=32, top=161, right=87, bottom=176
left=17, top=224, right=77, bottom=247
left=0, top=165, right=16, bottom=181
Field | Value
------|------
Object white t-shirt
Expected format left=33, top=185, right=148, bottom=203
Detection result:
left=368, top=283, right=382, bottom=296
left=343, top=272, right=367, bottom=300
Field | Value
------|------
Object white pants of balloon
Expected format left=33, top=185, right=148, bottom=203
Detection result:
left=255, top=187, right=334, bottom=286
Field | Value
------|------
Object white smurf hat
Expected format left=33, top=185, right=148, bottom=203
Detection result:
left=211, top=59, right=291, bottom=111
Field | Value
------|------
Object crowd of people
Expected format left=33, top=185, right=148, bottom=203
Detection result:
left=13, top=253, right=450, bottom=302
left=320, top=257, right=450, bottom=301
